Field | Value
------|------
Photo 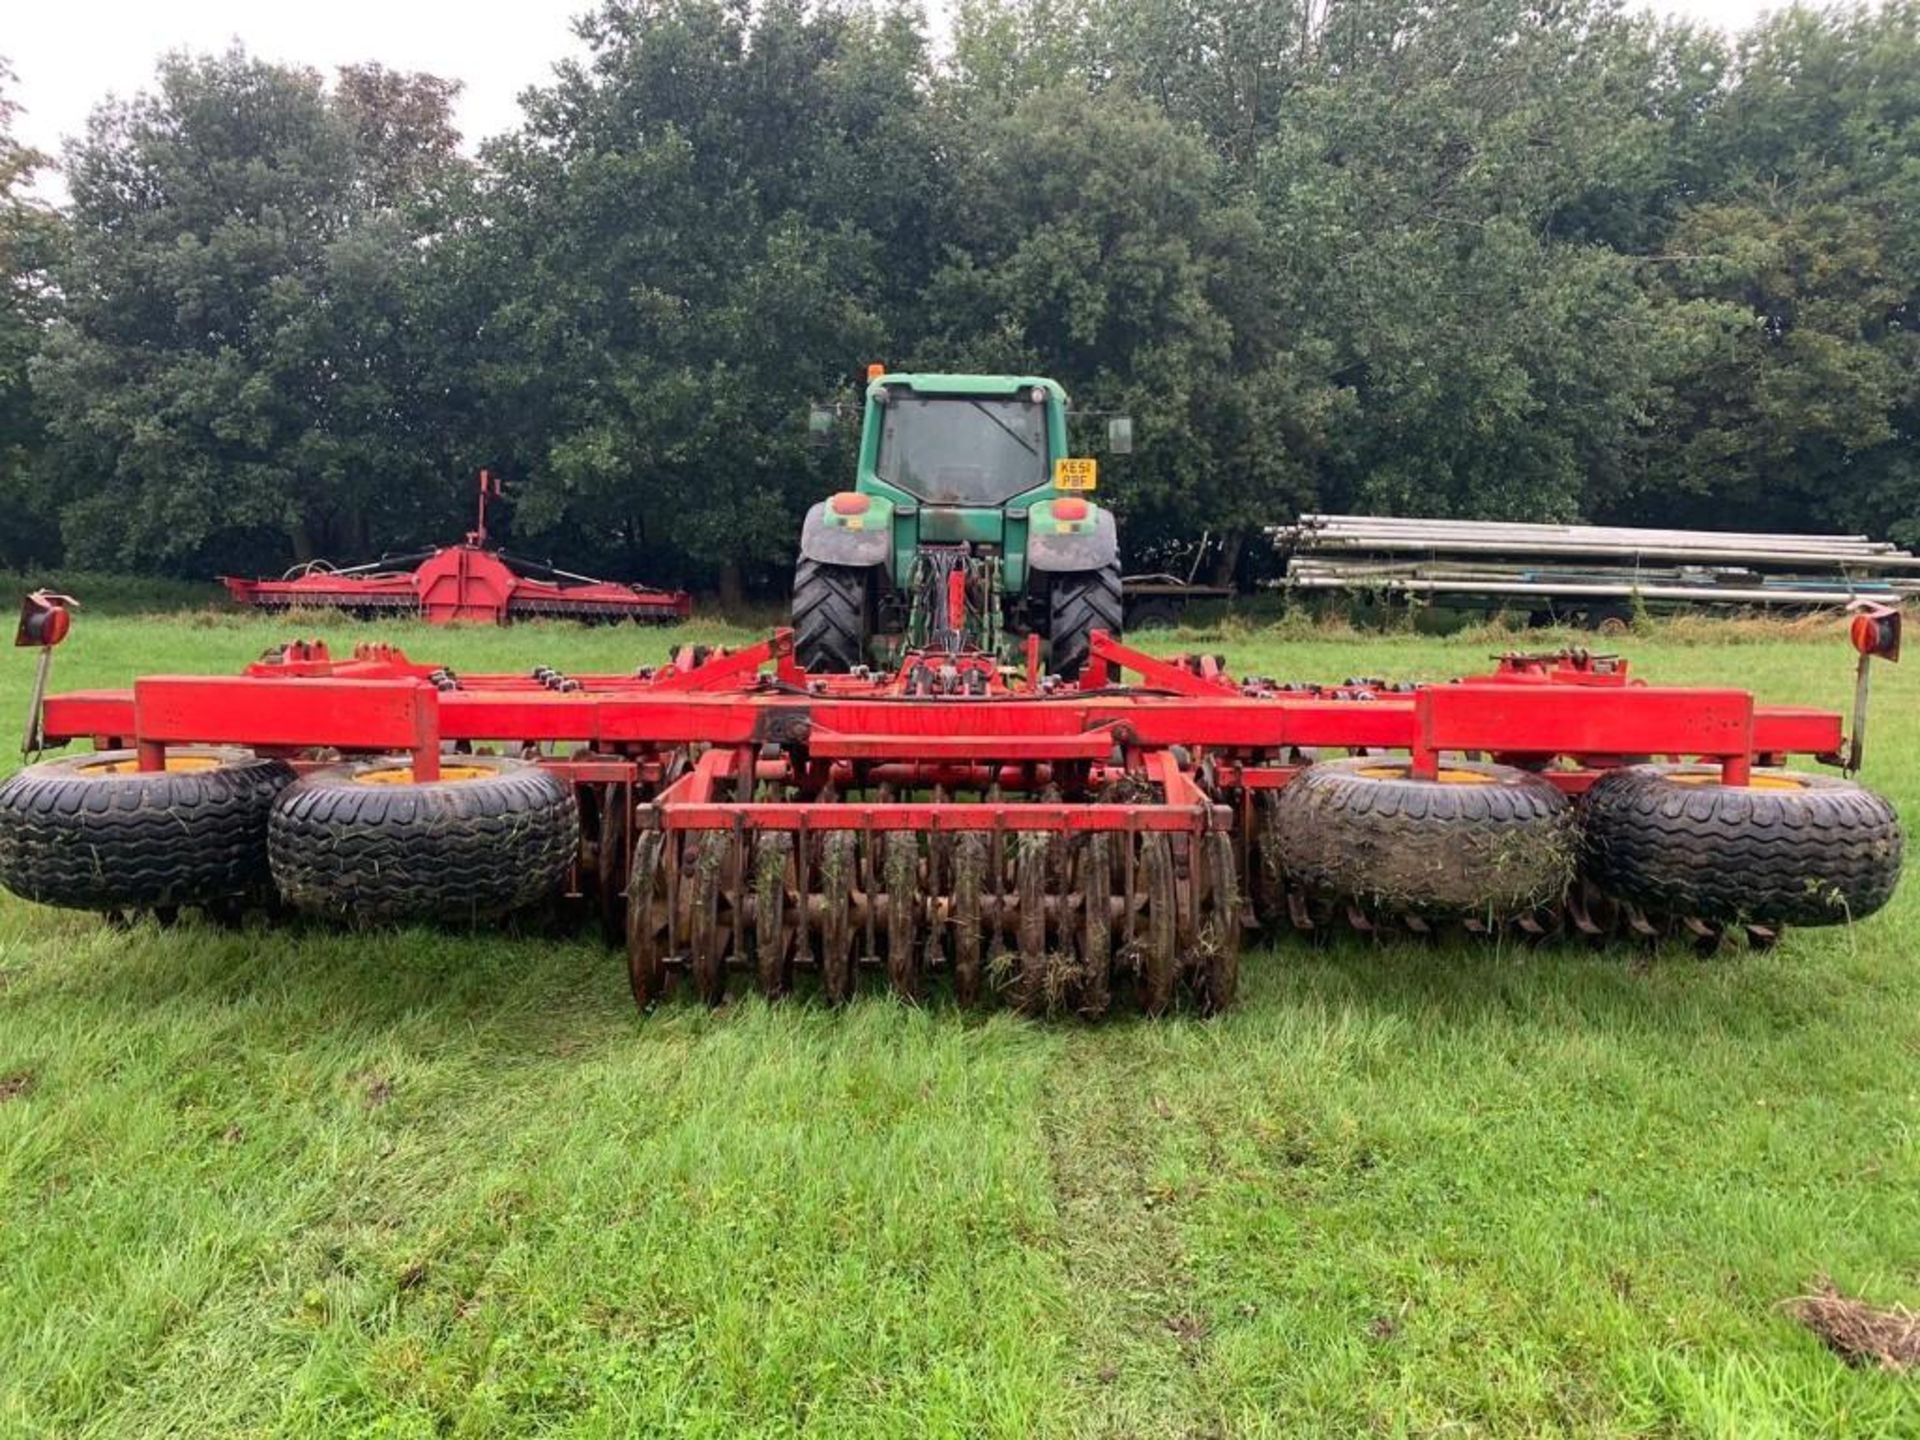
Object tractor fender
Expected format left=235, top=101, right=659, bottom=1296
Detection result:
left=1026, top=502, right=1118, bottom=573
left=799, top=495, right=893, bottom=569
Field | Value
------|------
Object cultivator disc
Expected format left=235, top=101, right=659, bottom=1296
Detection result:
left=623, top=817, right=1241, bottom=1015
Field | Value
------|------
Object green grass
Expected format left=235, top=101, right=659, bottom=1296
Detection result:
left=1, top=608, right=1917, bottom=1437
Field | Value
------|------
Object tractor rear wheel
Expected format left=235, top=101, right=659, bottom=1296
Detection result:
left=269, top=754, right=578, bottom=925
left=1048, top=562, right=1123, bottom=680
left=1268, top=757, right=1575, bottom=919
left=0, top=747, right=292, bottom=913
left=1581, top=764, right=1903, bottom=928
left=792, top=558, right=869, bottom=673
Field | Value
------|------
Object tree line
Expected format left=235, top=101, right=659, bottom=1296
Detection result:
left=1, top=0, right=1917, bottom=600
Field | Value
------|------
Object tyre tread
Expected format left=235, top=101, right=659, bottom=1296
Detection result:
left=1582, top=765, right=1902, bottom=926
left=269, top=756, right=579, bottom=924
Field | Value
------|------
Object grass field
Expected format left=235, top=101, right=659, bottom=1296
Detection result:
left=1, top=608, right=1916, bottom=1438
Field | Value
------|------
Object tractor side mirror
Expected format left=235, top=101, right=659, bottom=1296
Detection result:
left=1106, top=416, right=1134, bottom=455
left=807, top=406, right=836, bottom=448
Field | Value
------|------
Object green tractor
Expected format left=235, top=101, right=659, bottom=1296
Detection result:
left=792, top=371, right=1127, bottom=678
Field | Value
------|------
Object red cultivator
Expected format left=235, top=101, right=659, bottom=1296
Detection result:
left=220, top=474, right=691, bottom=626
left=0, top=600, right=1904, bottom=1015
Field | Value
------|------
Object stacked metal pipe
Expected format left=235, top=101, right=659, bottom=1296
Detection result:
left=1269, top=514, right=1920, bottom=611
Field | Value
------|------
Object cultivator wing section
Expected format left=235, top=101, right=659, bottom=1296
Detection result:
left=1, top=619, right=1904, bottom=1016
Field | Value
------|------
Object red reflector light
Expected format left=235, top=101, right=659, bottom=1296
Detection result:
left=1848, top=604, right=1901, bottom=660
left=1053, top=498, right=1089, bottom=521
left=14, top=591, right=74, bottom=649
left=830, top=493, right=871, bottom=516
left=1852, top=613, right=1887, bottom=656
left=1852, top=614, right=1874, bottom=654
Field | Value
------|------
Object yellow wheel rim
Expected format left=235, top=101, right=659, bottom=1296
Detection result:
left=351, top=763, right=497, bottom=785
left=79, top=755, right=223, bottom=775
left=1668, top=772, right=1807, bottom=791
left=1354, top=764, right=1496, bottom=785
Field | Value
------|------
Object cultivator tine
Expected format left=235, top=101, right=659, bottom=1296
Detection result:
left=755, top=832, right=793, bottom=999
left=860, top=825, right=881, bottom=977
left=1079, top=834, right=1113, bottom=1018
left=688, top=831, right=730, bottom=1006
left=594, top=783, right=631, bottom=948
left=952, top=832, right=986, bottom=1006
left=626, top=830, right=670, bottom=1009
left=986, top=819, right=1012, bottom=992
left=1285, top=889, right=1316, bottom=934
left=792, top=817, right=814, bottom=980
left=924, top=799, right=950, bottom=986
left=1015, top=831, right=1050, bottom=1013
left=1137, top=833, right=1178, bottom=1016
left=1565, top=882, right=1607, bottom=940
left=1252, top=792, right=1287, bottom=929
left=1623, top=904, right=1661, bottom=941
left=885, top=831, right=921, bottom=1003
left=820, top=831, right=857, bottom=1005
left=1680, top=915, right=1724, bottom=956
left=1196, top=831, right=1241, bottom=1014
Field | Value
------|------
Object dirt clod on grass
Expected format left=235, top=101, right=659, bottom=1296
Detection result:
left=1165, top=1312, right=1209, bottom=1346
left=0, top=1071, right=33, bottom=1102
left=1789, top=1279, right=1920, bottom=1372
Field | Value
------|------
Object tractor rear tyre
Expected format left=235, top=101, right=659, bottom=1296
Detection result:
left=269, top=754, right=578, bottom=925
left=1581, top=764, right=1903, bottom=928
left=792, top=558, right=869, bottom=673
left=1048, top=562, right=1123, bottom=680
left=0, top=747, right=293, bottom=913
left=1269, top=757, right=1575, bottom=918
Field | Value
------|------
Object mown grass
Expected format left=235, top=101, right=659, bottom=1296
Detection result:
left=1, top=607, right=1916, bottom=1437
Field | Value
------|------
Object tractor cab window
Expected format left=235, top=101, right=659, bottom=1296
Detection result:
left=875, top=395, right=1048, bottom=505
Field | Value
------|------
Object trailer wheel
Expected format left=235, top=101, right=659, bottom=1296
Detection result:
left=792, top=558, right=869, bottom=673
left=1269, top=757, right=1575, bottom=917
left=1581, top=764, right=1903, bottom=928
left=269, top=755, right=578, bottom=924
left=0, top=747, right=293, bottom=913
left=1126, top=596, right=1181, bottom=633
left=1049, top=563, right=1124, bottom=680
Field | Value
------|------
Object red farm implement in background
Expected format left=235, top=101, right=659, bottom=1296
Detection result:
left=220, top=472, right=692, bottom=626
left=0, top=593, right=1904, bottom=1016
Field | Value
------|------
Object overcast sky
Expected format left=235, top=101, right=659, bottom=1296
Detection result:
left=9, top=0, right=1791, bottom=203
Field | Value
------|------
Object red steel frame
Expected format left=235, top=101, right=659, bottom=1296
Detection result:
left=38, top=631, right=1846, bottom=833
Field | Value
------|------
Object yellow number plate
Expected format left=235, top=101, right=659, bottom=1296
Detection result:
left=1054, top=457, right=1098, bottom=491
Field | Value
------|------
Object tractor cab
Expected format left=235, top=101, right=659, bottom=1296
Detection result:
left=796, top=371, right=1124, bottom=676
